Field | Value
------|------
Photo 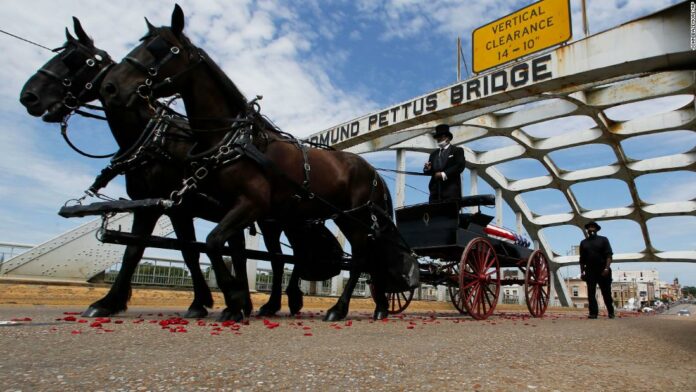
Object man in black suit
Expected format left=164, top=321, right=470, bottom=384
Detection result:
left=579, top=221, right=615, bottom=319
left=423, top=124, right=465, bottom=203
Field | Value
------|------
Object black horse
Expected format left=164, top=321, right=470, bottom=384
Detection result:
left=18, top=18, right=313, bottom=320
left=101, top=5, right=418, bottom=321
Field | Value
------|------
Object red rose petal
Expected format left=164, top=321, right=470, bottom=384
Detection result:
left=63, top=316, right=77, bottom=322
left=304, top=333, right=313, bottom=336
left=71, top=330, right=81, bottom=335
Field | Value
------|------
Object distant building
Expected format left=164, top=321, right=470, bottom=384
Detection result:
left=613, top=269, right=659, bottom=306
left=566, top=277, right=612, bottom=310
left=502, top=269, right=523, bottom=304
left=657, top=278, right=681, bottom=302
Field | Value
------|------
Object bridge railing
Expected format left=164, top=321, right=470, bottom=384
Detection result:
left=0, top=242, right=34, bottom=273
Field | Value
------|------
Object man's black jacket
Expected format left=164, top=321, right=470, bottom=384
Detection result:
left=424, top=145, right=465, bottom=203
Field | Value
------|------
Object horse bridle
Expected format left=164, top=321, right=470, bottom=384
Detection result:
left=123, top=34, right=203, bottom=101
left=38, top=44, right=114, bottom=110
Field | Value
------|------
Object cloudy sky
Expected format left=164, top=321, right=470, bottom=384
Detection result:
left=1, top=0, right=694, bottom=286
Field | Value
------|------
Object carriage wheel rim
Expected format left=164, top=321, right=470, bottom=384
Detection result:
left=459, top=238, right=500, bottom=320
left=525, top=250, right=551, bottom=317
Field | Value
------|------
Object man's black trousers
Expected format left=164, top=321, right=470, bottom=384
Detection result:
left=586, top=275, right=615, bottom=317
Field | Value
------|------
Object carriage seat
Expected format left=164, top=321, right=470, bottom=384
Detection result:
left=458, top=194, right=495, bottom=208
left=458, top=212, right=494, bottom=230
left=457, top=195, right=495, bottom=230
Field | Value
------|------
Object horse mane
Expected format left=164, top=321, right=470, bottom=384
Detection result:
left=175, top=33, right=287, bottom=137
left=197, top=48, right=249, bottom=112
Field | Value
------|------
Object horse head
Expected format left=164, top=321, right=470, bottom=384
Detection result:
left=19, top=17, right=113, bottom=123
left=102, top=4, right=253, bottom=135
left=101, top=5, right=200, bottom=108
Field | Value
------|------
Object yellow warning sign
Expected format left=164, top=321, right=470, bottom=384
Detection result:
left=472, top=0, right=571, bottom=73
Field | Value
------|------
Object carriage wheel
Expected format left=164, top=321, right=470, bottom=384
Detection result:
left=446, top=262, right=466, bottom=314
left=369, top=284, right=415, bottom=314
left=459, top=238, right=500, bottom=320
left=524, top=250, right=551, bottom=317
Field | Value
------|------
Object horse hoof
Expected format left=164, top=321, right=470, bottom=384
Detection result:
left=323, top=309, right=346, bottom=322
left=287, top=293, right=303, bottom=315
left=217, top=308, right=244, bottom=322
left=81, top=306, right=114, bottom=318
left=256, top=305, right=279, bottom=317
left=373, top=309, right=389, bottom=320
left=184, top=307, right=208, bottom=319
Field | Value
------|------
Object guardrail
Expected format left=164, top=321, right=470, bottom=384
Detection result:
left=0, top=242, right=34, bottom=274
left=0, top=241, right=34, bottom=261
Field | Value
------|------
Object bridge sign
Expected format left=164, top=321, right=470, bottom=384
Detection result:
left=472, top=0, right=571, bottom=73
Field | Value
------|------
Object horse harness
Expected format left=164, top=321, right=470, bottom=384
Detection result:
left=88, top=103, right=191, bottom=194
left=39, top=43, right=114, bottom=111
left=39, top=42, right=118, bottom=158
left=123, top=34, right=203, bottom=102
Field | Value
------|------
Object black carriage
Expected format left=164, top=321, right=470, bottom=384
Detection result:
left=379, top=195, right=551, bottom=320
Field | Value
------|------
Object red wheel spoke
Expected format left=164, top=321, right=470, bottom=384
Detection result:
left=461, top=279, right=478, bottom=290
left=483, top=286, right=494, bottom=310
left=483, top=248, right=493, bottom=269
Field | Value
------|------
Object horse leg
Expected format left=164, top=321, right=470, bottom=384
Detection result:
left=286, top=268, right=304, bottom=315
left=369, top=274, right=390, bottom=320
left=168, top=214, right=213, bottom=319
left=206, top=199, right=259, bottom=322
left=83, top=210, right=160, bottom=317
left=227, top=231, right=252, bottom=317
left=257, top=222, right=283, bottom=316
left=324, top=268, right=359, bottom=321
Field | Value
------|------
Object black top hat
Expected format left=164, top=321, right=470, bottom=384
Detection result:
left=584, top=221, right=601, bottom=231
left=432, top=124, right=453, bottom=140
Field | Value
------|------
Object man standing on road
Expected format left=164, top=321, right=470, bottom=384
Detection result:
left=423, top=124, right=465, bottom=203
left=579, top=221, right=615, bottom=319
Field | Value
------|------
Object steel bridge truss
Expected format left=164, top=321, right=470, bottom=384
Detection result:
left=306, top=2, right=695, bottom=305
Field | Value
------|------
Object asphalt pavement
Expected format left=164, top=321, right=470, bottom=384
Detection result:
left=1, top=305, right=694, bottom=391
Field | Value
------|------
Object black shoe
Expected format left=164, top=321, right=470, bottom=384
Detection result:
left=588, top=315, right=598, bottom=319
left=608, top=314, right=615, bottom=319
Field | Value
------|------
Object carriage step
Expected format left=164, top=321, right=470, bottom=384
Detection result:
left=58, top=198, right=169, bottom=218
